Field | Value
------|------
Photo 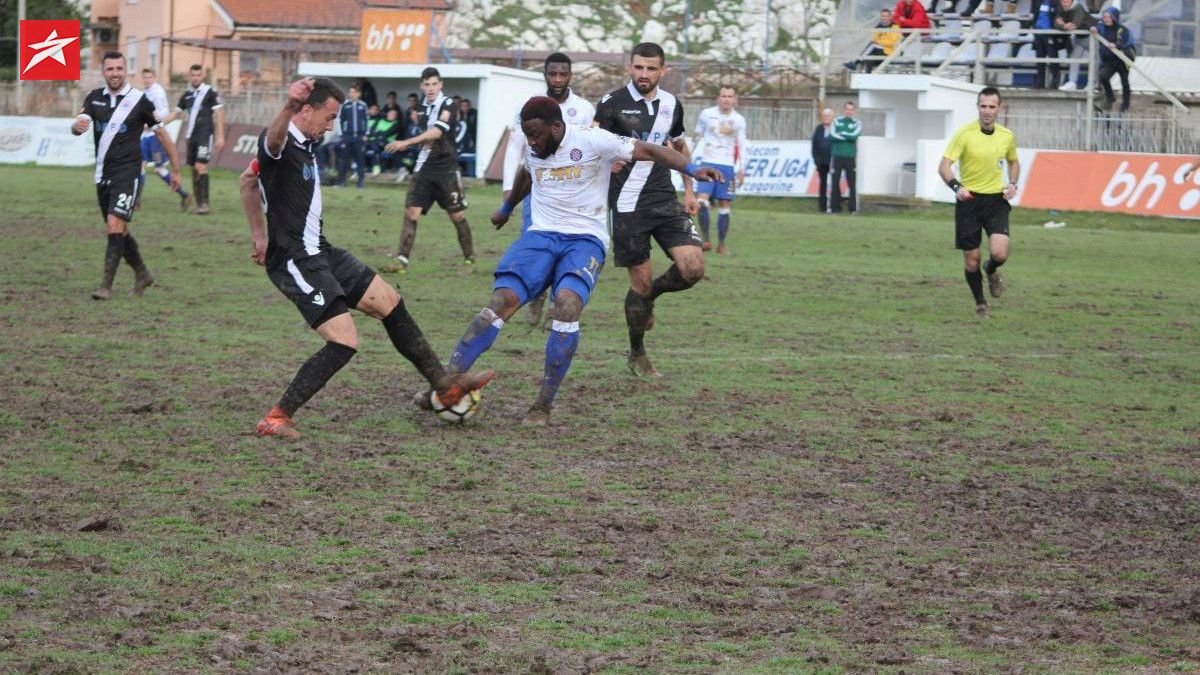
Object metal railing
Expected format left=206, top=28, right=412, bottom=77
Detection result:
left=821, top=26, right=1095, bottom=92
left=818, top=24, right=1196, bottom=153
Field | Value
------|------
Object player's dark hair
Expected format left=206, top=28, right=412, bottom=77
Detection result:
left=844, top=100, right=857, bottom=108
left=520, top=96, right=564, bottom=125
left=421, top=67, right=441, bottom=81
left=387, top=90, right=397, bottom=97
left=718, top=85, right=736, bottom=94
left=545, top=52, right=572, bottom=69
left=141, top=67, right=154, bottom=75
left=631, top=42, right=666, bottom=63
left=348, top=84, right=360, bottom=92
left=979, top=87, right=1002, bottom=102
left=101, top=51, right=124, bottom=64
left=306, top=77, right=345, bottom=107
left=189, top=64, right=203, bottom=72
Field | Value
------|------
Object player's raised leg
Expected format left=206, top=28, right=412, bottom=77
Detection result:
left=258, top=311, right=360, bottom=439
left=446, top=232, right=555, bottom=376
left=624, top=240, right=704, bottom=379
left=356, top=274, right=495, bottom=400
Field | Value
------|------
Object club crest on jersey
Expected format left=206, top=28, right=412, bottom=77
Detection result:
left=570, top=148, right=582, bottom=161
left=303, top=164, right=315, bottom=181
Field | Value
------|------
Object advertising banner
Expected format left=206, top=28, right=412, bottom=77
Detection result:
left=0, top=116, right=92, bottom=166
left=214, top=123, right=266, bottom=171
left=1021, top=150, right=1200, bottom=218
left=359, top=9, right=433, bottom=64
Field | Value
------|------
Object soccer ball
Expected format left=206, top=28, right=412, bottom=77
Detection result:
left=430, top=389, right=482, bottom=424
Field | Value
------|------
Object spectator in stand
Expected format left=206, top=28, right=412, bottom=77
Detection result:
left=382, top=91, right=402, bottom=117
left=368, top=103, right=381, bottom=122
left=893, top=0, right=931, bottom=32
left=405, top=93, right=420, bottom=116
left=456, top=98, right=477, bottom=177
left=848, top=9, right=901, bottom=72
left=830, top=101, right=862, bottom=215
left=1091, top=7, right=1133, bottom=112
left=811, top=108, right=835, bottom=213
left=367, top=108, right=403, bottom=174
left=1033, top=0, right=1065, bottom=89
left=1054, top=0, right=1095, bottom=90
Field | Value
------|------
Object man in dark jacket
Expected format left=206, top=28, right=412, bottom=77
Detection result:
left=811, top=108, right=835, bottom=213
left=1091, top=7, right=1133, bottom=112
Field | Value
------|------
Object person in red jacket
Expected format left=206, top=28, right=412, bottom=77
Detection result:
left=893, top=0, right=932, bottom=30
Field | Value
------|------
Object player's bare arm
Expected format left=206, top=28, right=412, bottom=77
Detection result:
left=214, top=107, right=226, bottom=153
left=670, top=136, right=700, bottom=215
left=239, top=164, right=267, bottom=265
left=939, top=156, right=973, bottom=202
left=266, top=78, right=314, bottom=157
left=493, top=166, right=532, bottom=230
left=633, top=141, right=724, bottom=184
left=170, top=110, right=187, bottom=145
left=1004, top=159, right=1020, bottom=201
left=385, top=110, right=448, bottom=153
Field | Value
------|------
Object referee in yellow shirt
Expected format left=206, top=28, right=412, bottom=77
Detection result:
left=938, top=87, right=1019, bottom=319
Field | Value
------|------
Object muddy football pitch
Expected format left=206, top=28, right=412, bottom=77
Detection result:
left=1, top=165, right=1197, bottom=673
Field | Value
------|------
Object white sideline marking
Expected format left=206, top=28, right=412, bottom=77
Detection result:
left=624, top=350, right=1190, bottom=363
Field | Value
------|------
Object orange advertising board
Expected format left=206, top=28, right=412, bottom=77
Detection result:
left=359, top=9, right=432, bottom=64
left=1022, top=150, right=1200, bottom=218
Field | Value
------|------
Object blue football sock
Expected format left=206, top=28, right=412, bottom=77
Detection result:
left=698, top=202, right=710, bottom=241
left=537, top=322, right=579, bottom=409
left=156, top=168, right=188, bottom=196
left=448, top=308, right=504, bottom=373
left=717, top=210, right=730, bottom=243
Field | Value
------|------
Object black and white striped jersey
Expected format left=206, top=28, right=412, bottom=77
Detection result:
left=414, top=93, right=459, bottom=175
left=80, top=84, right=159, bottom=181
left=594, top=81, right=686, bottom=213
left=176, top=84, right=222, bottom=140
left=257, top=124, right=327, bottom=266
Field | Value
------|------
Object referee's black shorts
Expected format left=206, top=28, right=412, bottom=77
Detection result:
left=266, top=247, right=375, bottom=328
left=955, top=193, right=1011, bottom=250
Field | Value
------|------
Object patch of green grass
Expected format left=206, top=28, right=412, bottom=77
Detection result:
left=0, top=165, right=1196, bottom=672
